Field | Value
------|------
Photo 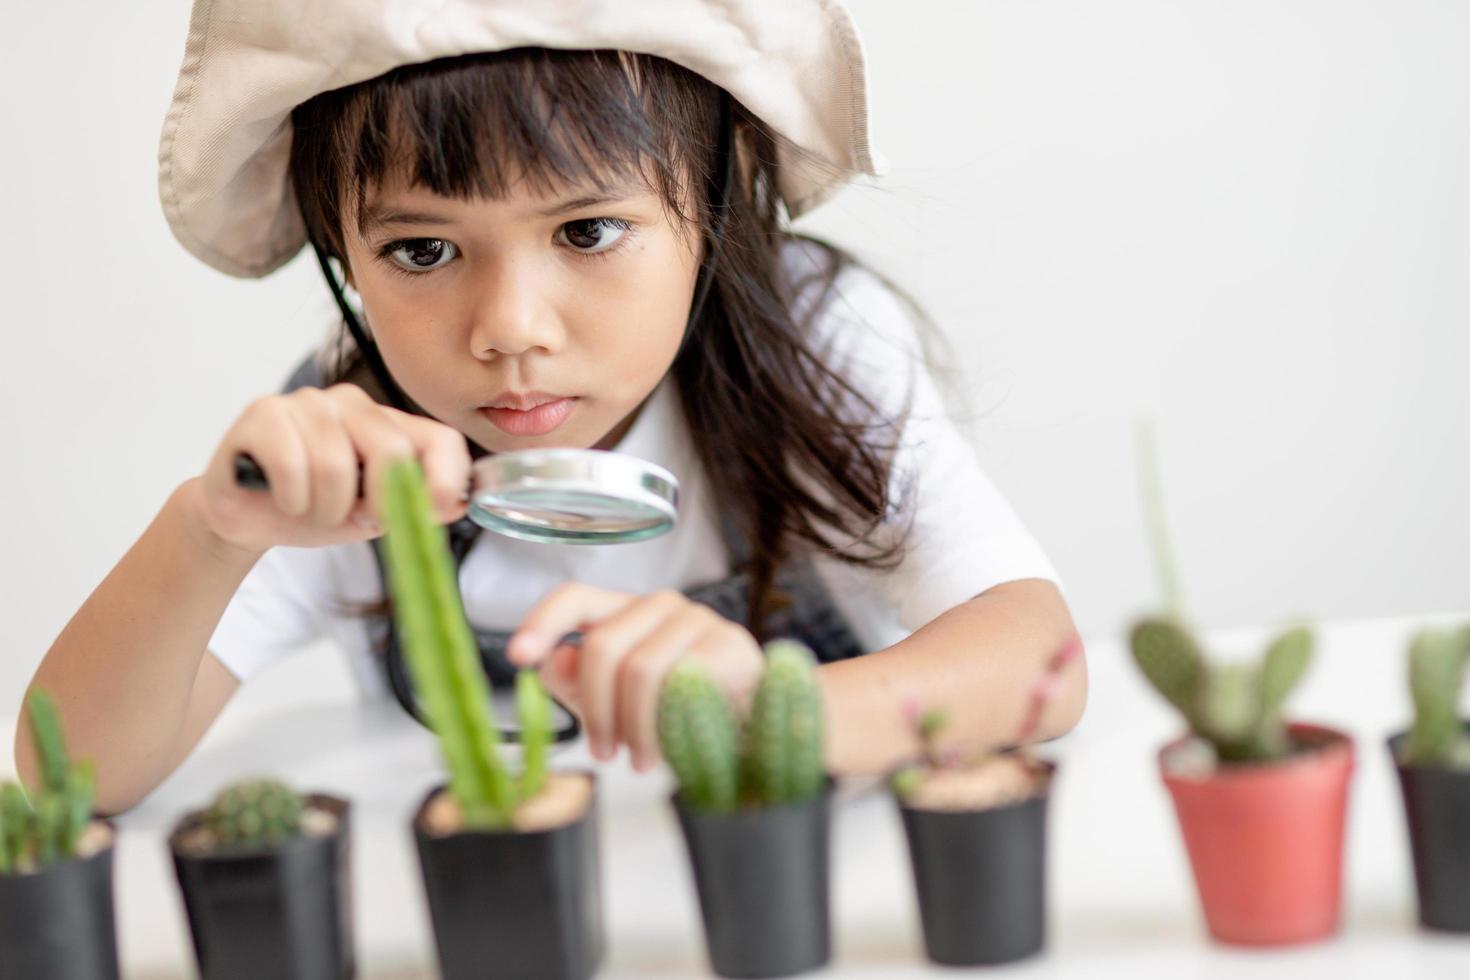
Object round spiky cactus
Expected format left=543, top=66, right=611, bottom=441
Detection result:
left=658, top=661, right=739, bottom=813
left=205, top=778, right=304, bottom=849
left=743, top=640, right=825, bottom=807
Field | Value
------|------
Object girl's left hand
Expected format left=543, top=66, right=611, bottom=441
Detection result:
left=506, top=584, right=765, bottom=772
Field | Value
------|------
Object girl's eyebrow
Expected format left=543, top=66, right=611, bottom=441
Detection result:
left=535, top=189, right=643, bottom=217
left=358, top=185, right=647, bottom=236
left=357, top=205, right=454, bottom=236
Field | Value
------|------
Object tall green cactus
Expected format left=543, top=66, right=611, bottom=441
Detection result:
left=658, top=640, right=825, bottom=813
left=1402, top=626, right=1470, bottom=768
left=379, top=457, right=557, bottom=829
left=0, top=690, right=97, bottom=874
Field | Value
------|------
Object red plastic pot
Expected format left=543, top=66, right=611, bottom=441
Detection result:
left=1159, top=722, right=1354, bottom=946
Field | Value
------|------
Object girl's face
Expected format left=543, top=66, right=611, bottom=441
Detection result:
left=342, top=174, right=702, bottom=453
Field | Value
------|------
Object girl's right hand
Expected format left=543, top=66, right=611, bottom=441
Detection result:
left=193, top=384, right=471, bottom=554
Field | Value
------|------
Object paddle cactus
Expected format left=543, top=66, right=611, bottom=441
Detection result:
left=1402, top=625, right=1470, bottom=768
left=1130, top=419, right=1315, bottom=764
left=658, top=640, right=826, bottom=813
left=1131, top=619, right=1314, bottom=763
left=0, top=690, right=97, bottom=874
left=379, top=457, right=556, bottom=829
left=205, top=779, right=304, bottom=848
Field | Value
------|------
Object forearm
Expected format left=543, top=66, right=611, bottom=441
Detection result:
left=817, top=578, right=1087, bottom=777
left=16, top=478, right=256, bottom=812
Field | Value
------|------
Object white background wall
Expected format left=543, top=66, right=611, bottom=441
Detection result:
left=3, top=1, right=1467, bottom=710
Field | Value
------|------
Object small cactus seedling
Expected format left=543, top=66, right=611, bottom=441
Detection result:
left=658, top=639, right=825, bottom=813
left=890, top=634, right=1082, bottom=804
left=0, top=690, right=97, bottom=874
left=204, top=779, right=304, bottom=849
left=380, top=457, right=555, bottom=829
left=1401, top=625, right=1470, bottom=768
left=1129, top=419, right=1315, bottom=765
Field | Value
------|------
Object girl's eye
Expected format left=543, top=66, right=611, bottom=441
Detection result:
left=386, top=239, right=458, bottom=272
left=555, top=218, right=631, bottom=255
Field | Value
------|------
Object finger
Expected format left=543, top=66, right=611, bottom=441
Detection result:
left=537, top=642, right=583, bottom=711
left=208, top=396, right=313, bottom=518
left=330, top=393, right=418, bottom=526
left=375, top=403, right=472, bottom=520
left=617, top=604, right=722, bottom=771
left=507, top=583, right=639, bottom=667
left=573, top=591, right=688, bottom=760
left=288, top=387, right=363, bottom=527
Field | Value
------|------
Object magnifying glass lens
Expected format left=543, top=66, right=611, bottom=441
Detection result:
left=467, top=449, right=678, bottom=544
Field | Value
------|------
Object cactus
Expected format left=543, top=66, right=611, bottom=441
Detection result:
left=1130, top=618, right=1314, bottom=763
left=379, top=457, right=558, bottom=829
left=517, top=670, right=551, bottom=800
left=28, top=690, right=70, bottom=794
left=0, top=691, right=98, bottom=874
left=659, top=661, right=740, bottom=812
left=1130, top=420, right=1315, bottom=764
left=204, top=778, right=304, bottom=849
left=743, top=641, right=825, bottom=807
left=657, top=640, right=825, bottom=813
left=1130, top=619, right=1205, bottom=717
left=1402, top=626, right=1470, bottom=768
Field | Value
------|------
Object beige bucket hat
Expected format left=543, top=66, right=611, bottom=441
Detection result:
left=157, top=0, right=886, bottom=279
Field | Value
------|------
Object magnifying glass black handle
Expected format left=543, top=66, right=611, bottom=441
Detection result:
left=233, top=452, right=366, bottom=496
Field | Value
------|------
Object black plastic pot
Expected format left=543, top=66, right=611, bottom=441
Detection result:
left=413, top=775, right=604, bottom=980
left=0, top=823, right=119, bottom=980
left=170, top=794, right=354, bottom=980
left=896, top=762, right=1053, bottom=966
left=1389, top=728, right=1470, bottom=932
left=673, top=785, right=832, bottom=979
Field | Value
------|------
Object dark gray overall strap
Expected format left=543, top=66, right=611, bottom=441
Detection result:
left=279, top=349, right=866, bottom=694
left=690, top=511, right=868, bottom=664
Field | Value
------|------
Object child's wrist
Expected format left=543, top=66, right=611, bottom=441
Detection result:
left=170, top=477, right=267, bottom=568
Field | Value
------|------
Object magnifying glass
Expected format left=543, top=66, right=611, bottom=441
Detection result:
left=233, top=447, right=679, bottom=741
left=232, top=447, right=679, bottom=543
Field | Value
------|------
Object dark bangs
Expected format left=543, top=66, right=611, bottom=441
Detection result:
left=290, top=48, right=721, bottom=261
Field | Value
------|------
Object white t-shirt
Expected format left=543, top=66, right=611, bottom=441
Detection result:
left=208, top=239, right=1065, bottom=697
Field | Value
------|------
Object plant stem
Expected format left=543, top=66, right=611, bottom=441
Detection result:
left=1135, top=416, right=1186, bottom=621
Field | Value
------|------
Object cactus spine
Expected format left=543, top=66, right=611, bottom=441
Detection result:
left=0, top=690, right=97, bottom=874
left=658, top=640, right=825, bottom=813
left=379, top=457, right=557, bottom=829
left=1403, top=626, right=1470, bottom=768
left=205, top=778, right=304, bottom=849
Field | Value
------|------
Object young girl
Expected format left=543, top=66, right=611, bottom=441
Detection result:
left=18, top=0, right=1085, bottom=814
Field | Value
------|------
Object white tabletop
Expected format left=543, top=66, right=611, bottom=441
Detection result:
left=9, top=611, right=1470, bottom=979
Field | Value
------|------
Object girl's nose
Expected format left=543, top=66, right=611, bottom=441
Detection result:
left=467, top=259, right=565, bottom=358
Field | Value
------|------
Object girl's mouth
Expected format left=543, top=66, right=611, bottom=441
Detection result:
left=478, top=398, right=578, bottom=436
